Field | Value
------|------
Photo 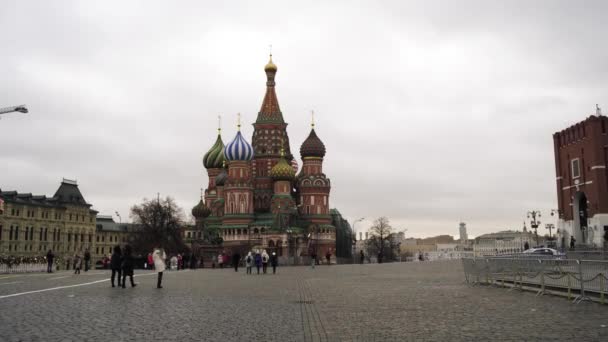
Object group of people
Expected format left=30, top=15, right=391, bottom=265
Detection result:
left=240, top=250, right=278, bottom=274
left=109, top=245, right=167, bottom=289
left=67, top=249, right=91, bottom=274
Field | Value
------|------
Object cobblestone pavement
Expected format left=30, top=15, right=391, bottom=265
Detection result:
left=0, top=261, right=606, bottom=341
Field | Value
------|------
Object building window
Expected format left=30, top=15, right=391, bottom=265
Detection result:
left=15, top=226, right=19, bottom=240
left=39, top=228, right=43, bottom=241
left=0, top=225, right=2, bottom=240
left=96, top=247, right=99, bottom=254
left=571, top=158, right=581, bottom=179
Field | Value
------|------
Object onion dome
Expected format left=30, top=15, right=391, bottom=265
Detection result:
left=224, top=131, right=254, bottom=161
left=300, top=129, right=326, bottom=158
left=192, top=199, right=211, bottom=219
left=215, top=166, right=228, bottom=186
left=270, top=155, right=296, bottom=181
left=203, top=134, right=225, bottom=169
left=264, top=54, right=277, bottom=73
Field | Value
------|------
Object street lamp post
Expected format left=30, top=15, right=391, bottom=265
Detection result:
left=527, top=210, right=542, bottom=247
left=546, top=223, right=555, bottom=247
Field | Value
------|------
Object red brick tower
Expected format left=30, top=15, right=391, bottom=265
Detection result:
left=223, top=118, right=255, bottom=225
left=553, top=105, right=608, bottom=248
left=251, top=55, right=294, bottom=213
left=297, top=123, right=331, bottom=223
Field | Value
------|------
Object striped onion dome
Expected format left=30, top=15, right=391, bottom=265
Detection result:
left=270, top=156, right=296, bottom=181
left=192, top=199, right=211, bottom=219
left=300, top=129, right=326, bottom=158
left=224, top=131, right=254, bottom=161
left=203, top=134, right=225, bottom=169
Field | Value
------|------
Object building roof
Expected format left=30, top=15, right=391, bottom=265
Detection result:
left=95, top=215, right=135, bottom=232
left=0, top=179, right=96, bottom=212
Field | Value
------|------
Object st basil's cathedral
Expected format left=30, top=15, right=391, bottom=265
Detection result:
left=191, top=55, right=337, bottom=259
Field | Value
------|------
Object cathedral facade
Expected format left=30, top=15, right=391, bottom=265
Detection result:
left=192, top=56, right=336, bottom=260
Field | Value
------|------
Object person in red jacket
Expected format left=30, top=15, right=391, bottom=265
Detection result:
left=147, top=253, right=154, bottom=270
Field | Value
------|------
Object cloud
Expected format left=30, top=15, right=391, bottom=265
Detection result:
left=2, top=0, right=607, bottom=238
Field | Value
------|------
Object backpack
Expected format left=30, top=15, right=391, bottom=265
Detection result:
left=246, top=256, right=252, bottom=263
left=262, top=255, right=268, bottom=262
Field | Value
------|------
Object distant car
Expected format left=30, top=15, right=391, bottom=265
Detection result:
left=521, top=248, right=565, bottom=258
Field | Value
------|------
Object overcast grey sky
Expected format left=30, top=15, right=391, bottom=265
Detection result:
left=1, top=0, right=607, bottom=238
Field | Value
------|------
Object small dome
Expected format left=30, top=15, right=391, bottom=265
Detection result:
left=224, top=131, right=254, bottom=161
left=203, top=134, right=225, bottom=169
left=265, top=54, right=277, bottom=72
left=215, top=167, right=228, bottom=186
left=270, top=157, right=296, bottom=181
left=192, top=199, right=211, bottom=219
left=300, top=129, right=326, bottom=158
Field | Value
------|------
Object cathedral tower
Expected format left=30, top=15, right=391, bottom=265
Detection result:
left=251, top=55, right=293, bottom=213
left=298, top=121, right=332, bottom=225
left=223, top=118, right=255, bottom=225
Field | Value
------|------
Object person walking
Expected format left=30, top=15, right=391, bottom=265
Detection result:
left=110, top=245, right=122, bottom=288
left=310, top=252, right=317, bottom=269
left=74, top=254, right=82, bottom=274
left=570, top=236, right=576, bottom=249
left=270, top=252, right=278, bottom=274
left=245, top=251, right=253, bottom=274
left=325, top=251, right=331, bottom=265
left=254, top=250, right=262, bottom=274
left=218, top=253, right=224, bottom=269
left=46, top=250, right=54, bottom=273
left=121, top=245, right=136, bottom=288
left=359, top=250, right=365, bottom=264
left=177, top=254, right=183, bottom=271
left=261, top=250, right=269, bottom=274
left=84, top=248, right=91, bottom=272
left=147, top=253, right=154, bottom=270
left=233, top=252, right=241, bottom=272
left=153, top=248, right=167, bottom=289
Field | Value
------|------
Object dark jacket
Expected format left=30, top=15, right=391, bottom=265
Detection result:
left=121, top=253, right=135, bottom=275
left=270, top=254, right=278, bottom=267
left=84, top=251, right=91, bottom=261
left=111, top=252, right=122, bottom=270
left=46, top=251, right=54, bottom=263
left=233, top=253, right=241, bottom=266
left=254, top=253, right=262, bottom=267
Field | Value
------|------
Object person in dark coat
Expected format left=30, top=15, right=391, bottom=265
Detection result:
left=84, top=248, right=91, bottom=272
left=110, top=245, right=122, bottom=288
left=46, top=250, right=54, bottom=273
left=254, top=250, right=262, bottom=274
left=270, top=252, right=278, bottom=274
left=359, top=250, right=365, bottom=264
left=570, top=236, right=576, bottom=249
left=524, top=241, right=530, bottom=251
left=121, top=245, right=136, bottom=288
left=233, top=252, right=241, bottom=272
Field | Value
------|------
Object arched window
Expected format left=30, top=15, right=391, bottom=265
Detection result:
left=9, top=226, right=13, bottom=240
left=254, top=228, right=259, bottom=234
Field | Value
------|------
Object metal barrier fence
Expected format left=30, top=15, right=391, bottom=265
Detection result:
left=462, top=258, right=608, bottom=304
left=0, top=263, right=50, bottom=274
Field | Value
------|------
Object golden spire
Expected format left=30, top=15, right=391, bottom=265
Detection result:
left=237, top=112, right=241, bottom=131
left=311, top=110, right=315, bottom=129
left=218, top=115, right=222, bottom=134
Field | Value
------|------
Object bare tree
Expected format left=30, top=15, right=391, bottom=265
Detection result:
left=365, top=217, right=398, bottom=263
left=129, top=196, right=188, bottom=255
